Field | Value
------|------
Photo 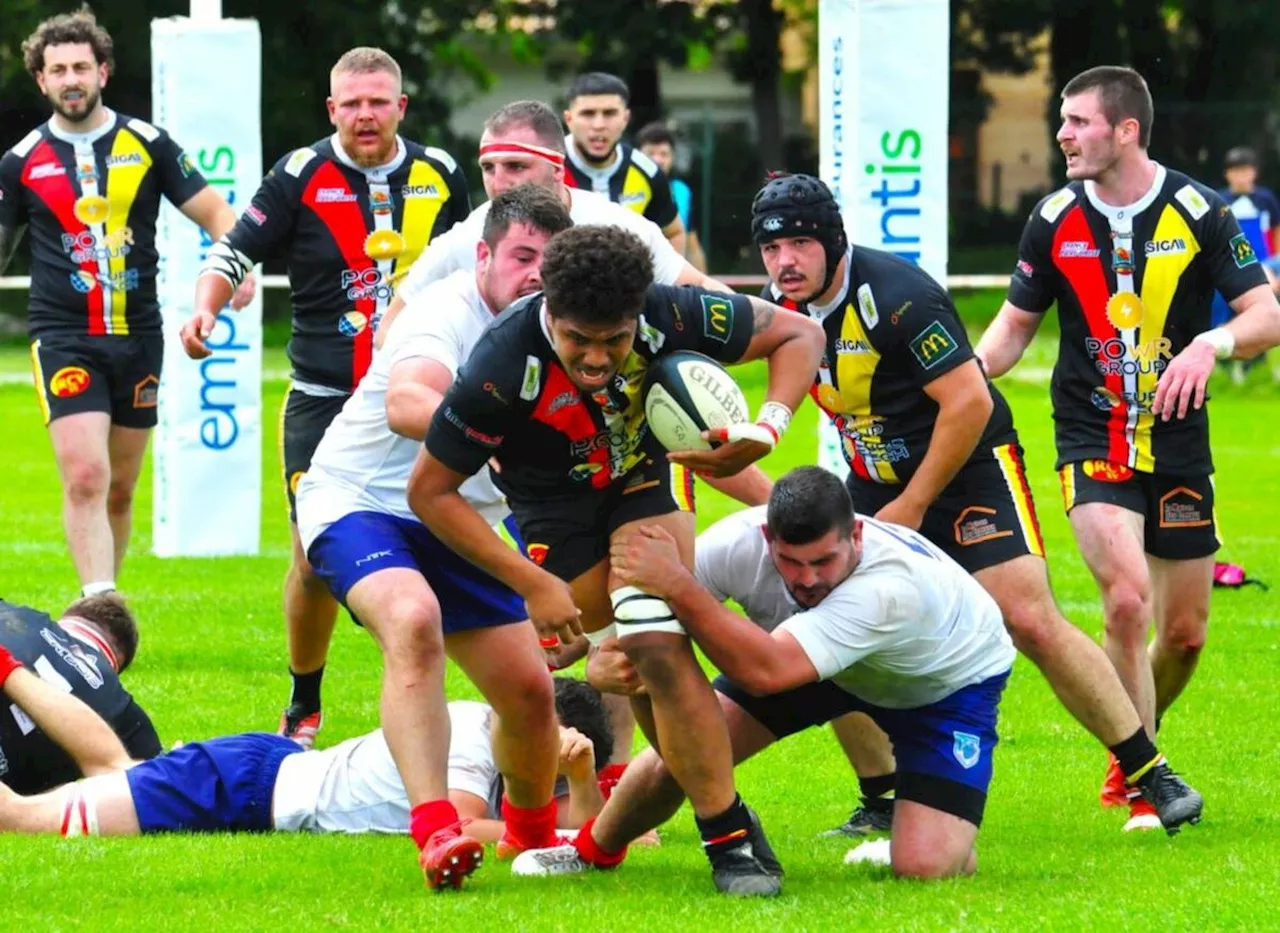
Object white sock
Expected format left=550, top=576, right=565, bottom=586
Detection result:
left=81, top=581, right=116, bottom=597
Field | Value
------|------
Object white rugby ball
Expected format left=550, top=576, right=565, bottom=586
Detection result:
left=643, top=351, right=751, bottom=451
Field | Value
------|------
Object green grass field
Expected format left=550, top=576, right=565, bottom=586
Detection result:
left=2, top=336, right=1279, bottom=931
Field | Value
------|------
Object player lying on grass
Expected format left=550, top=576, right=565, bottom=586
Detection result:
left=0, top=647, right=615, bottom=846
left=514, top=466, right=1014, bottom=880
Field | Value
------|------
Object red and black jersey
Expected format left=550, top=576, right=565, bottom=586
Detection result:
left=223, top=136, right=470, bottom=392
left=0, top=110, right=208, bottom=338
left=425, top=285, right=754, bottom=500
left=0, top=599, right=162, bottom=795
left=1008, top=165, right=1268, bottom=474
left=564, top=139, right=679, bottom=231
left=766, top=246, right=1016, bottom=485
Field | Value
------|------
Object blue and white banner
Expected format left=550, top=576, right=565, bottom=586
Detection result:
left=816, top=0, right=950, bottom=479
left=151, top=16, right=263, bottom=556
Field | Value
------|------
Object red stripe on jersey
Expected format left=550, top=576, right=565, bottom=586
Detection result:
left=532, top=365, right=609, bottom=490
left=562, top=170, right=580, bottom=189
left=301, top=163, right=376, bottom=390
left=23, top=140, right=105, bottom=335
left=1052, top=206, right=1127, bottom=464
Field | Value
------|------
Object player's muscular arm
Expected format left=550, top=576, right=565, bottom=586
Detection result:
left=974, top=301, right=1045, bottom=378
left=1, top=667, right=136, bottom=776
left=739, top=296, right=826, bottom=413
left=178, top=187, right=238, bottom=240
left=662, top=216, right=688, bottom=257
left=883, top=361, right=993, bottom=529
left=0, top=224, right=26, bottom=274
left=386, top=358, right=453, bottom=440
left=1223, top=283, right=1280, bottom=358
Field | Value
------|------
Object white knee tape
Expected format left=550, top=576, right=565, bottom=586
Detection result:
left=610, top=586, right=687, bottom=638
left=585, top=623, right=617, bottom=647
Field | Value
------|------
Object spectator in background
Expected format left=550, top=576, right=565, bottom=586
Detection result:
left=635, top=122, right=706, bottom=272
left=1214, top=147, right=1279, bottom=381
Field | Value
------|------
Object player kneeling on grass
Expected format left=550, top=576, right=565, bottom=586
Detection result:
left=515, top=466, right=1014, bottom=880
left=0, top=650, right=615, bottom=850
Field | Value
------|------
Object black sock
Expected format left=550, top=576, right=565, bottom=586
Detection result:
left=858, top=773, right=896, bottom=805
left=289, top=666, right=324, bottom=714
left=1109, top=727, right=1161, bottom=782
left=696, top=795, right=752, bottom=858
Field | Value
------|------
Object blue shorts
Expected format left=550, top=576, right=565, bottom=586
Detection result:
left=126, top=733, right=302, bottom=834
left=715, top=671, right=1009, bottom=826
left=308, top=511, right=526, bottom=633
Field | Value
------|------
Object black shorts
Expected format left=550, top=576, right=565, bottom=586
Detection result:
left=30, top=334, right=163, bottom=429
left=713, top=674, right=1002, bottom=827
left=847, top=442, right=1046, bottom=574
left=280, top=386, right=349, bottom=522
left=1058, top=460, right=1220, bottom=560
left=507, top=460, right=696, bottom=582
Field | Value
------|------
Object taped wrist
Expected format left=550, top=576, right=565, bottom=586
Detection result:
left=201, top=238, right=253, bottom=288
left=610, top=586, right=686, bottom=638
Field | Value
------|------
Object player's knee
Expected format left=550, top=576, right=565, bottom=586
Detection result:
left=105, top=477, right=136, bottom=517
left=489, top=665, right=556, bottom=729
left=379, top=602, right=445, bottom=672
left=1101, top=582, right=1150, bottom=639
left=1159, top=612, right=1208, bottom=660
left=1001, top=599, right=1058, bottom=657
left=891, top=840, right=970, bottom=879
left=62, top=457, right=109, bottom=504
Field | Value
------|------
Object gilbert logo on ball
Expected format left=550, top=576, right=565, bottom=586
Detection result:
left=643, top=350, right=750, bottom=451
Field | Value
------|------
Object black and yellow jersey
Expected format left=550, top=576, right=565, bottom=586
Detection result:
left=1008, top=165, right=1267, bottom=474
left=0, top=110, right=208, bottom=338
left=767, top=246, right=1016, bottom=485
left=564, top=139, right=678, bottom=230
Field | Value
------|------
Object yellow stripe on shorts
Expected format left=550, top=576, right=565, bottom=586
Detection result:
left=993, top=443, right=1045, bottom=558
left=29, top=340, right=51, bottom=425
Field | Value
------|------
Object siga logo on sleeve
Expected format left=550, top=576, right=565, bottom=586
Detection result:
left=908, top=320, right=958, bottom=370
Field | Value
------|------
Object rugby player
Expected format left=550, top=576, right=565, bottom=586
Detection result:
left=562, top=73, right=686, bottom=252
left=0, top=595, right=158, bottom=793
left=0, top=657, right=615, bottom=861
left=291, top=185, right=573, bottom=886
left=0, top=8, right=254, bottom=597
left=516, top=466, right=1013, bottom=880
left=751, top=172, right=1203, bottom=834
left=975, top=66, right=1280, bottom=826
left=180, top=47, right=471, bottom=750
left=408, top=224, right=824, bottom=895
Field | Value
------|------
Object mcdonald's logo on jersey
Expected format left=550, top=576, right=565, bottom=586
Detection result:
left=908, top=321, right=958, bottom=369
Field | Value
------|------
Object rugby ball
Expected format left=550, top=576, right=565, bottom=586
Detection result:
left=643, top=351, right=751, bottom=451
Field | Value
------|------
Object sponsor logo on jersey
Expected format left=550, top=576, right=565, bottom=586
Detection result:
left=1229, top=233, right=1258, bottom=268
left=105, top=152, right=143, bottom=168
left=39, top=628, right=104, bottom=689
left=1085, top=336, right=1172, bottom=376
left=1159, top=486, right=1210, bottom=528
left=29, top=162, right=66, bottom=180
left=69, top=271, right=97, bottom=294
left=73, top=194, right=110, bottom=225
left=356, top=549, right=394, bottom=566
left=519, top=356, right=542, bottom=401
left=546, top=390, right=580, bottom=416
left=954, top=506, right=1008, bottom=546
left=889, top=300, right=911, bottom=325
left=482, top=381, right=509, bottom=404
left=401, top=184, right=440, bottom=199
left=620, top=191, right=647, bottom=206
left=1111, top=246, right=1134, bottom=275
left=61, top=228, right=133, bottom=263
left=834, top=338, right=872, bottom=355
left=1015, top=259, right=1034, bottom=277
left=1089, top=386, right=1122, bottom=411
left=133, top=374, right=159, bottom=408
left=952, top=731, right=981, bottom=769
left=245, top=205, right=267, bottom=226
left=75, top=159, right=98, bottom=184
left=1082, top=459, right=1133, bottom=483
left=1145, top=238, right=1187, bottom=255
left=908, top=320, right=957, bottom=369
left=178, top=152, right=197, bottom=178
left=340, top=268, right=394, bottom=302
left=1174, top=184, right=1210, bottom=220
left=856, top=282, right=879, bottom=330
left=1040, top=187, right=1076, bottom=222
left=50, top=366, right=91, bottom=398
left=637, top=316, right=665, bottom=354
left=526, top=543, right=550, bottom=565
left=315, top=187, right=357, bottom=204
left=1105, top=293, right=1144, bottom=329
left=284, top=148, right=317, bottom=178
left=700, top=294, right=733, bottom=344
left=364, top=229, right=405, bottom=262
left=443, top=406, right=503, bottom=448
left=1056, top=240, right=1099, bottom=259
left=369, top=190, right=393, bottom=215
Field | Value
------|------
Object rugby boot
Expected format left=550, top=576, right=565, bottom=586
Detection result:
left=820, top=796, right=894, bottom=837
left=746, top=807, right=784, bottom=877
left=278, top=704, right=322, bottom=750
left=1133, top=762, right=1203, bottom=835
left=1100, top=754, right=1138, bottom=809
left=420, top=824, right=484, bottom=889
left=706, top=838, right=783, bottom=897
left=1123, top=798, right=1162, bottom=832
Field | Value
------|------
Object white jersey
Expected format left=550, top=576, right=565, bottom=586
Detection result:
left=694, top=507, right=1014, bottom=709
left=296, top=271, right=508, bottom=550
left=272, top=701, right=500, bottom=833
left=395, top=187, right=687, bottom=305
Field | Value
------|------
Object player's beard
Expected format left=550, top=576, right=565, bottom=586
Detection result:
left=50, top=86, right=101, bottom=125
left=580, top=137, right=619, bottom=167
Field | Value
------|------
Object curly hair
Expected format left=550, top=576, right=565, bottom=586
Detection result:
left=23, top=5, right=114, bottom=76
left=553, top=677, right=614, bottom=771
left=482, top=184, right=573, bottom=249
left=540, top=225, right=654, bottom=325
left=61, top=592, right=138, bottom=673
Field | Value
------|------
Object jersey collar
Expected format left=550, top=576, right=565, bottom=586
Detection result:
left=1084, top=162, right=1167, bottom=224
left=47, top=107, right=118, bottom=146
left=806, top=246, right=855, bottom=322
left=565, top=134, right=623, bottom=188
left=329, top=133, right=407, bottom=181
